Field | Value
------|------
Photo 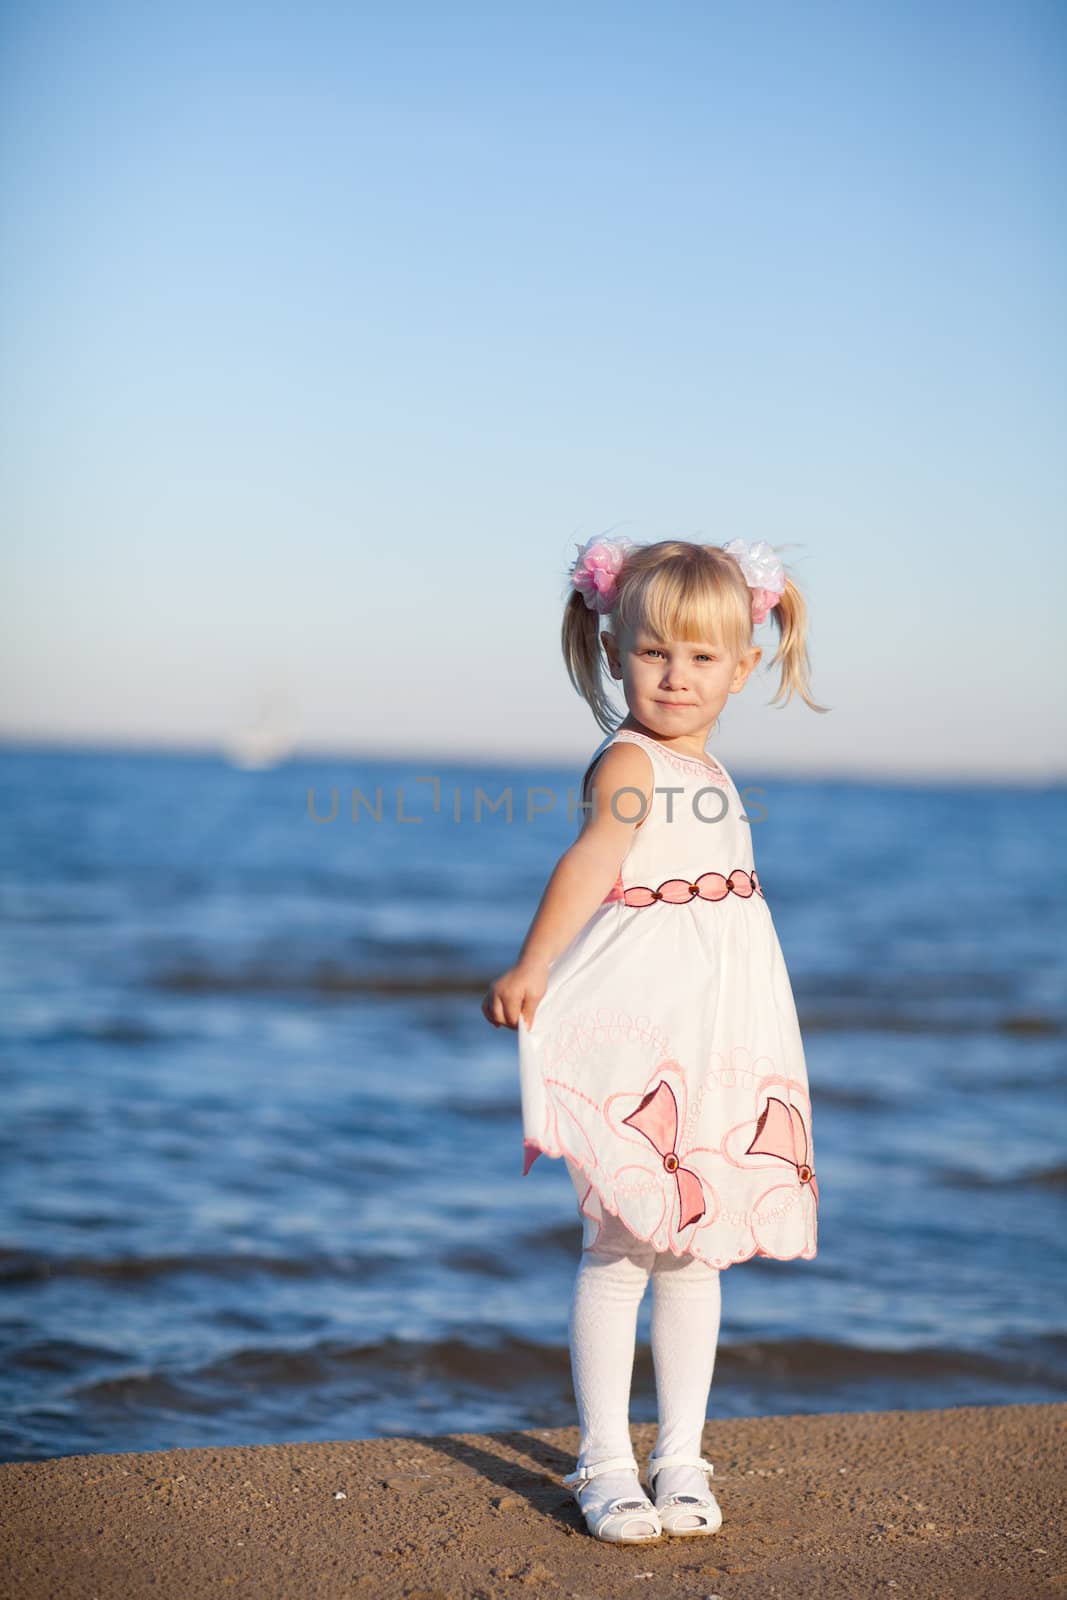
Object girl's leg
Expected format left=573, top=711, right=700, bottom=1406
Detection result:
left=648, top=1248, right=723, bottom=1510
left=568, top=1212, right=657, bottom=1528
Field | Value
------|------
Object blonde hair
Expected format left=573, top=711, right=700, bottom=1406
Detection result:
left=561, top=538, right=829, bottom=734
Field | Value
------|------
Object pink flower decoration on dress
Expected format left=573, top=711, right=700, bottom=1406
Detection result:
left=569, top=535, right=635, bottom=614
left=622, top=1079, right=706, bottom=1229
left=720, top=539, right=786, bottom=625
left=745, top=1095, right=819, bottom=1204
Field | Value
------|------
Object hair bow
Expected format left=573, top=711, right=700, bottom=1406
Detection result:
left=569, top=534, right=636, bottom=614
left=720, top=539, right=786, bottom=625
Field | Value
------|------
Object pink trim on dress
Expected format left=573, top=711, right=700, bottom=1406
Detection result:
left=522, top=1138, right=543, bottom=1176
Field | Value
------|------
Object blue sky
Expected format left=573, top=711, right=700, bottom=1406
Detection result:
left=2, top=0, right=1064, bottom=778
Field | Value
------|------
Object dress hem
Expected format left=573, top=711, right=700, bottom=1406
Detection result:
left=521, top=1137, right=818, bottom=1271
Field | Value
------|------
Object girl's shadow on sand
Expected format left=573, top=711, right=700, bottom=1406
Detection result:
left=420, top=1428, right=584, bottom=1531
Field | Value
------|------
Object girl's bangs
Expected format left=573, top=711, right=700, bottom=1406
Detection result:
left=617, top=562, right=750, bottom=657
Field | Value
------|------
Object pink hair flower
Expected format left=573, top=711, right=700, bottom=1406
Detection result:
left=569, top=535, right=635, bottom=614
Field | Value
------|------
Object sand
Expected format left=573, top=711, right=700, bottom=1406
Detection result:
left=2, top=1402, right=1064, bottom=1599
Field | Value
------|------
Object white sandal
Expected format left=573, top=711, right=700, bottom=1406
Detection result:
left=561, top=1454, right=663, bottom=1544
left=646, top=1452, right=723, bottom=1536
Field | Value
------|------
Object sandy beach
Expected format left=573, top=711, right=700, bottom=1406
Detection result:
left=2, top=1402, right=1064, bottom=1599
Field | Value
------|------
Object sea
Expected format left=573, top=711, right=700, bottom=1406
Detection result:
left=1, top=743, right=1064, bottom=1464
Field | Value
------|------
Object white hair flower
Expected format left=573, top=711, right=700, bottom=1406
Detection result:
left=720, top=539, right=786, bottom=624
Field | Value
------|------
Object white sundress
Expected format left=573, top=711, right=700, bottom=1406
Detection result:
left=517, top=726, right=819, bottom=1270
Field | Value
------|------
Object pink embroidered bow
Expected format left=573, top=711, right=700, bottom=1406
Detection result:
left=745, top=1096, right=819, bottom=1202
left=622, top=1080, right=706, bottom=1229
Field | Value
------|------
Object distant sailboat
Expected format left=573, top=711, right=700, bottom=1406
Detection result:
left=223, top=691, right=296, bottom=770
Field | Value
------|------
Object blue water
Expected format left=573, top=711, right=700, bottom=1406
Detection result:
left=1, top=744, right=1065, bottom=1464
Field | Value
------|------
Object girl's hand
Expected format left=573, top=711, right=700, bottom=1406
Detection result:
left=482, top=960, right=549, bottom=1031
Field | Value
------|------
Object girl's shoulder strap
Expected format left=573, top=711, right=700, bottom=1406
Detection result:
left=578, top=726, right=730, bottom=805
left=577, top=725, right=687, bottom=804
left=577, top=728, right=657, bottom=805
left=611, top=726, right=729, bottom=786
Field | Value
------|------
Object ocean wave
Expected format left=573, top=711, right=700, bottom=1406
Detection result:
left=937, top=1162, right=1067, bottom=1192
left=0, top=1248, right=393, bottom=1286
left=62, top=1329, right=1064, bottom=1407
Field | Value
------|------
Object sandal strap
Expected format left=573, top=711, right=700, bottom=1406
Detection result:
left=591, top=1503, right=658, bottom=1539
left=647, top=1453, right=714, bottom=1476
left=562, top=1454, right=640, bottom=1487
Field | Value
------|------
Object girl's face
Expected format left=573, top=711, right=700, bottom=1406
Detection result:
left=601, top=623, right=761, bottom=740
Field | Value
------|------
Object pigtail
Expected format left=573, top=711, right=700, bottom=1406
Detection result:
left=764, top=573, right=831, bottom=714
left=561, top=589, right=622, bottom=735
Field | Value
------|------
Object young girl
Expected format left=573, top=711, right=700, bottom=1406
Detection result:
left=482, top=536, right=826, bottom=1545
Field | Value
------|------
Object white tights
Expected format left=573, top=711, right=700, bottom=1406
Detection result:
left=568, top=1209, right=722, bottom=1520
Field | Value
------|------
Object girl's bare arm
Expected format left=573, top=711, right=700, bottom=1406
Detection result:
left=481, top=742, right=654, bottom=1030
